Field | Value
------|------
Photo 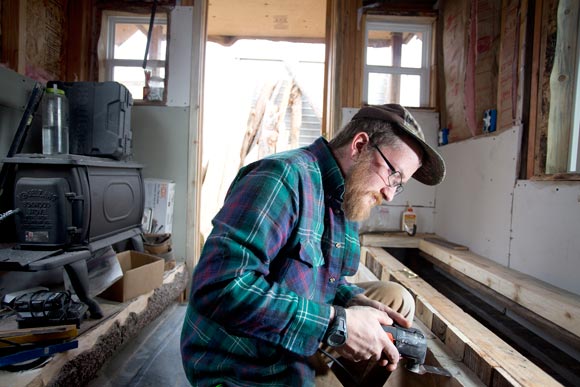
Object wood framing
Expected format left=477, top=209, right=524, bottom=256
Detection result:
left=360, top=233, right=580, bottom=341
left=324, top=0, right=363, bottom=139
left=362, top=246, right=562, bottom=386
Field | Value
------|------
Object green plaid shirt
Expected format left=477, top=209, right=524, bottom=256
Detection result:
left=181, top=138, right=363, bottom=386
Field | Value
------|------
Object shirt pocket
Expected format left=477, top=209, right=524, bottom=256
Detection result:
left=272, top=239, right=323, bottom=300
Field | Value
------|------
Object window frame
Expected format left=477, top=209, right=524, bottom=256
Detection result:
left=526, top=0, right=580, bottom=180
left=363, top=16, right=433, bottom=107
left=103, top=13, right=168, bottom=103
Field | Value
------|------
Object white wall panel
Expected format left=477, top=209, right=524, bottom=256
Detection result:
left=511, top=181, right=580, bottom=295
left=434, top=128, right=521, bottom=266
left=167, top=7, right=193, bottom=107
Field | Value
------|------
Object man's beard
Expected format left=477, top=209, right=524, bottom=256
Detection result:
left=343, top=153, right=382, bottom=222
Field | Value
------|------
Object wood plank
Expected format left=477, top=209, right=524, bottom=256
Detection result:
left=365, top=247, right=562, bottom=387
left=546, top=0, right=579, bottom=173
left=422, top=237, right=469, bottom=251
left=526, top=0, right=543, bottom=178
left=417, top=250, right=580, bottom=352
left=418, top=239, right=580, bottom=339
left=360, top=232, right=433, bottom=248
left=351, top=251, right=483, bottom=387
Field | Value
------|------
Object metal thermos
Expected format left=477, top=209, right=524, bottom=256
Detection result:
left=42, top=84, right=69, bottom=154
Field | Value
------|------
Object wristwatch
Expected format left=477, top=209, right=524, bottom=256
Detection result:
left=324, top=306, right=348, bottom=347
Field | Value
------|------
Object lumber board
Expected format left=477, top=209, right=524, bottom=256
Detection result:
left=365, top=247, right=561, bottom=387
left=418, top=239, right=580, bottom=339
left=359, top=232, right=433, bottom=248
left=417, top=251, right=580, bottom=352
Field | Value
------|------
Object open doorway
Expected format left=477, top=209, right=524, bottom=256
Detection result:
left=201, top=0, right=327, bottom=241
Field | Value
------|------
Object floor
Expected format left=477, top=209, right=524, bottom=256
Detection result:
left=87, top=303, right=191, bottom=387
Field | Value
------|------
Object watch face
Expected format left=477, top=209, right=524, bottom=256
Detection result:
left=328, top=331, right=347, bottom=346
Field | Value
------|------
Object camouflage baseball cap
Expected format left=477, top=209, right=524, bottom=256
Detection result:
left=351, top=104, right=446, bottom=186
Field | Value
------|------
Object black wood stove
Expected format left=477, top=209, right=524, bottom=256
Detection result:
left=0, top=154, right=144, bottom=318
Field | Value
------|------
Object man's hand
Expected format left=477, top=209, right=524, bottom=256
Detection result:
left=333, top=306, right=400, bottom=371
left=346, top=293, right=412, bottom=328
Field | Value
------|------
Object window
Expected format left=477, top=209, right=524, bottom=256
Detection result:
left=363, top=17, right=432, bottom=107
left=103, top=14, right=167, bottom=101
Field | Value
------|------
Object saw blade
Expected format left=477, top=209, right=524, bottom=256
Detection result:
left=418, top=364, right=452, bottom=377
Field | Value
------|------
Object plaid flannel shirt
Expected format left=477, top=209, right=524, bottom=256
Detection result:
left=181, top=137, right=364, bottom=387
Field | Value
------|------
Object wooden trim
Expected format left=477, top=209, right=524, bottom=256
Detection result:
left=529, top=172, right=580, bottom=181
left=364, top=246, right=561, bottom=386
left=526, top=0, right=543, bottom=178
left=186, top=0, right=207, bottom=278
left=0, top=0, right=26, bottom=74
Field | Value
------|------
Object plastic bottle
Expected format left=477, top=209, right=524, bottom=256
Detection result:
left=401, top=202, right=417, bottom=236
left=42, top=84, right=69, bottom=154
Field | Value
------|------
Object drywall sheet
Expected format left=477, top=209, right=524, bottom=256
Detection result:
left=511, top=181, right=580, bottom=296
left=435, top=127, right=521, bottom=266
left=132, top=106, right=190, bottom=261
left=359, top=205, right=436, bottom=234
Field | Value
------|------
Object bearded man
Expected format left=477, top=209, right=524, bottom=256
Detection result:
left=181, top=104, right=446, bottom=387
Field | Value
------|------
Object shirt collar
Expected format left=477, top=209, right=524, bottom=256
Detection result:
left=306, top=137, right=345, bottom=202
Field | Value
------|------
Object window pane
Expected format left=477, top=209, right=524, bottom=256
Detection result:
left=400, top=74, right=421, bottom=107
left=401, top=33, right=423, bottom=68
left=367, top=73, right=421, bottom=107
left=114, top=22, right=167, bottom=61
left=113, top=65, right=166, bottom=101
left=114, top=66, right=146, bottom=99
left=367, top=30, right=392, bottom=66
left=367, top=73, right=394, bottom=104
left=367, top=30, right=423, bottom=69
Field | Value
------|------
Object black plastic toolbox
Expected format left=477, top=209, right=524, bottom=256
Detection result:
left=50, top=81, right=133, bottom=160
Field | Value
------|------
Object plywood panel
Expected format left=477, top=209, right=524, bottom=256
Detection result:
left=435, top=127, right=520, bottom=266
left=511, top=180, right=580, bottom=296
left=25, top=0, right=67, bottom=80
left=207, top=0, right=326, bottom=41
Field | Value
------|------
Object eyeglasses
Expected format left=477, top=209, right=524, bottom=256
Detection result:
left=372, top=145, right=404, bottom=195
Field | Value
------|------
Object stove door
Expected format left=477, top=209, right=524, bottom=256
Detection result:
left=14, top=177, right=72, bottom=248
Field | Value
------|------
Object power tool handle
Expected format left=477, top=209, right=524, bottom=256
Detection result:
left=382, top=325, right=399, bottom=343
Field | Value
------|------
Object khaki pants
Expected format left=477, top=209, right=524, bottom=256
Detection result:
left=314, top=281, right=415, bottom=387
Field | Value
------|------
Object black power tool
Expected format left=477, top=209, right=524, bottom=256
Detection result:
left=383, top=325, right=451, bottom=377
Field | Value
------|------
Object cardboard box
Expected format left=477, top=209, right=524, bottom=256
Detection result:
left=99, top=251, right=164, bottom=302
left=143, top=178, right=175, bottom=234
